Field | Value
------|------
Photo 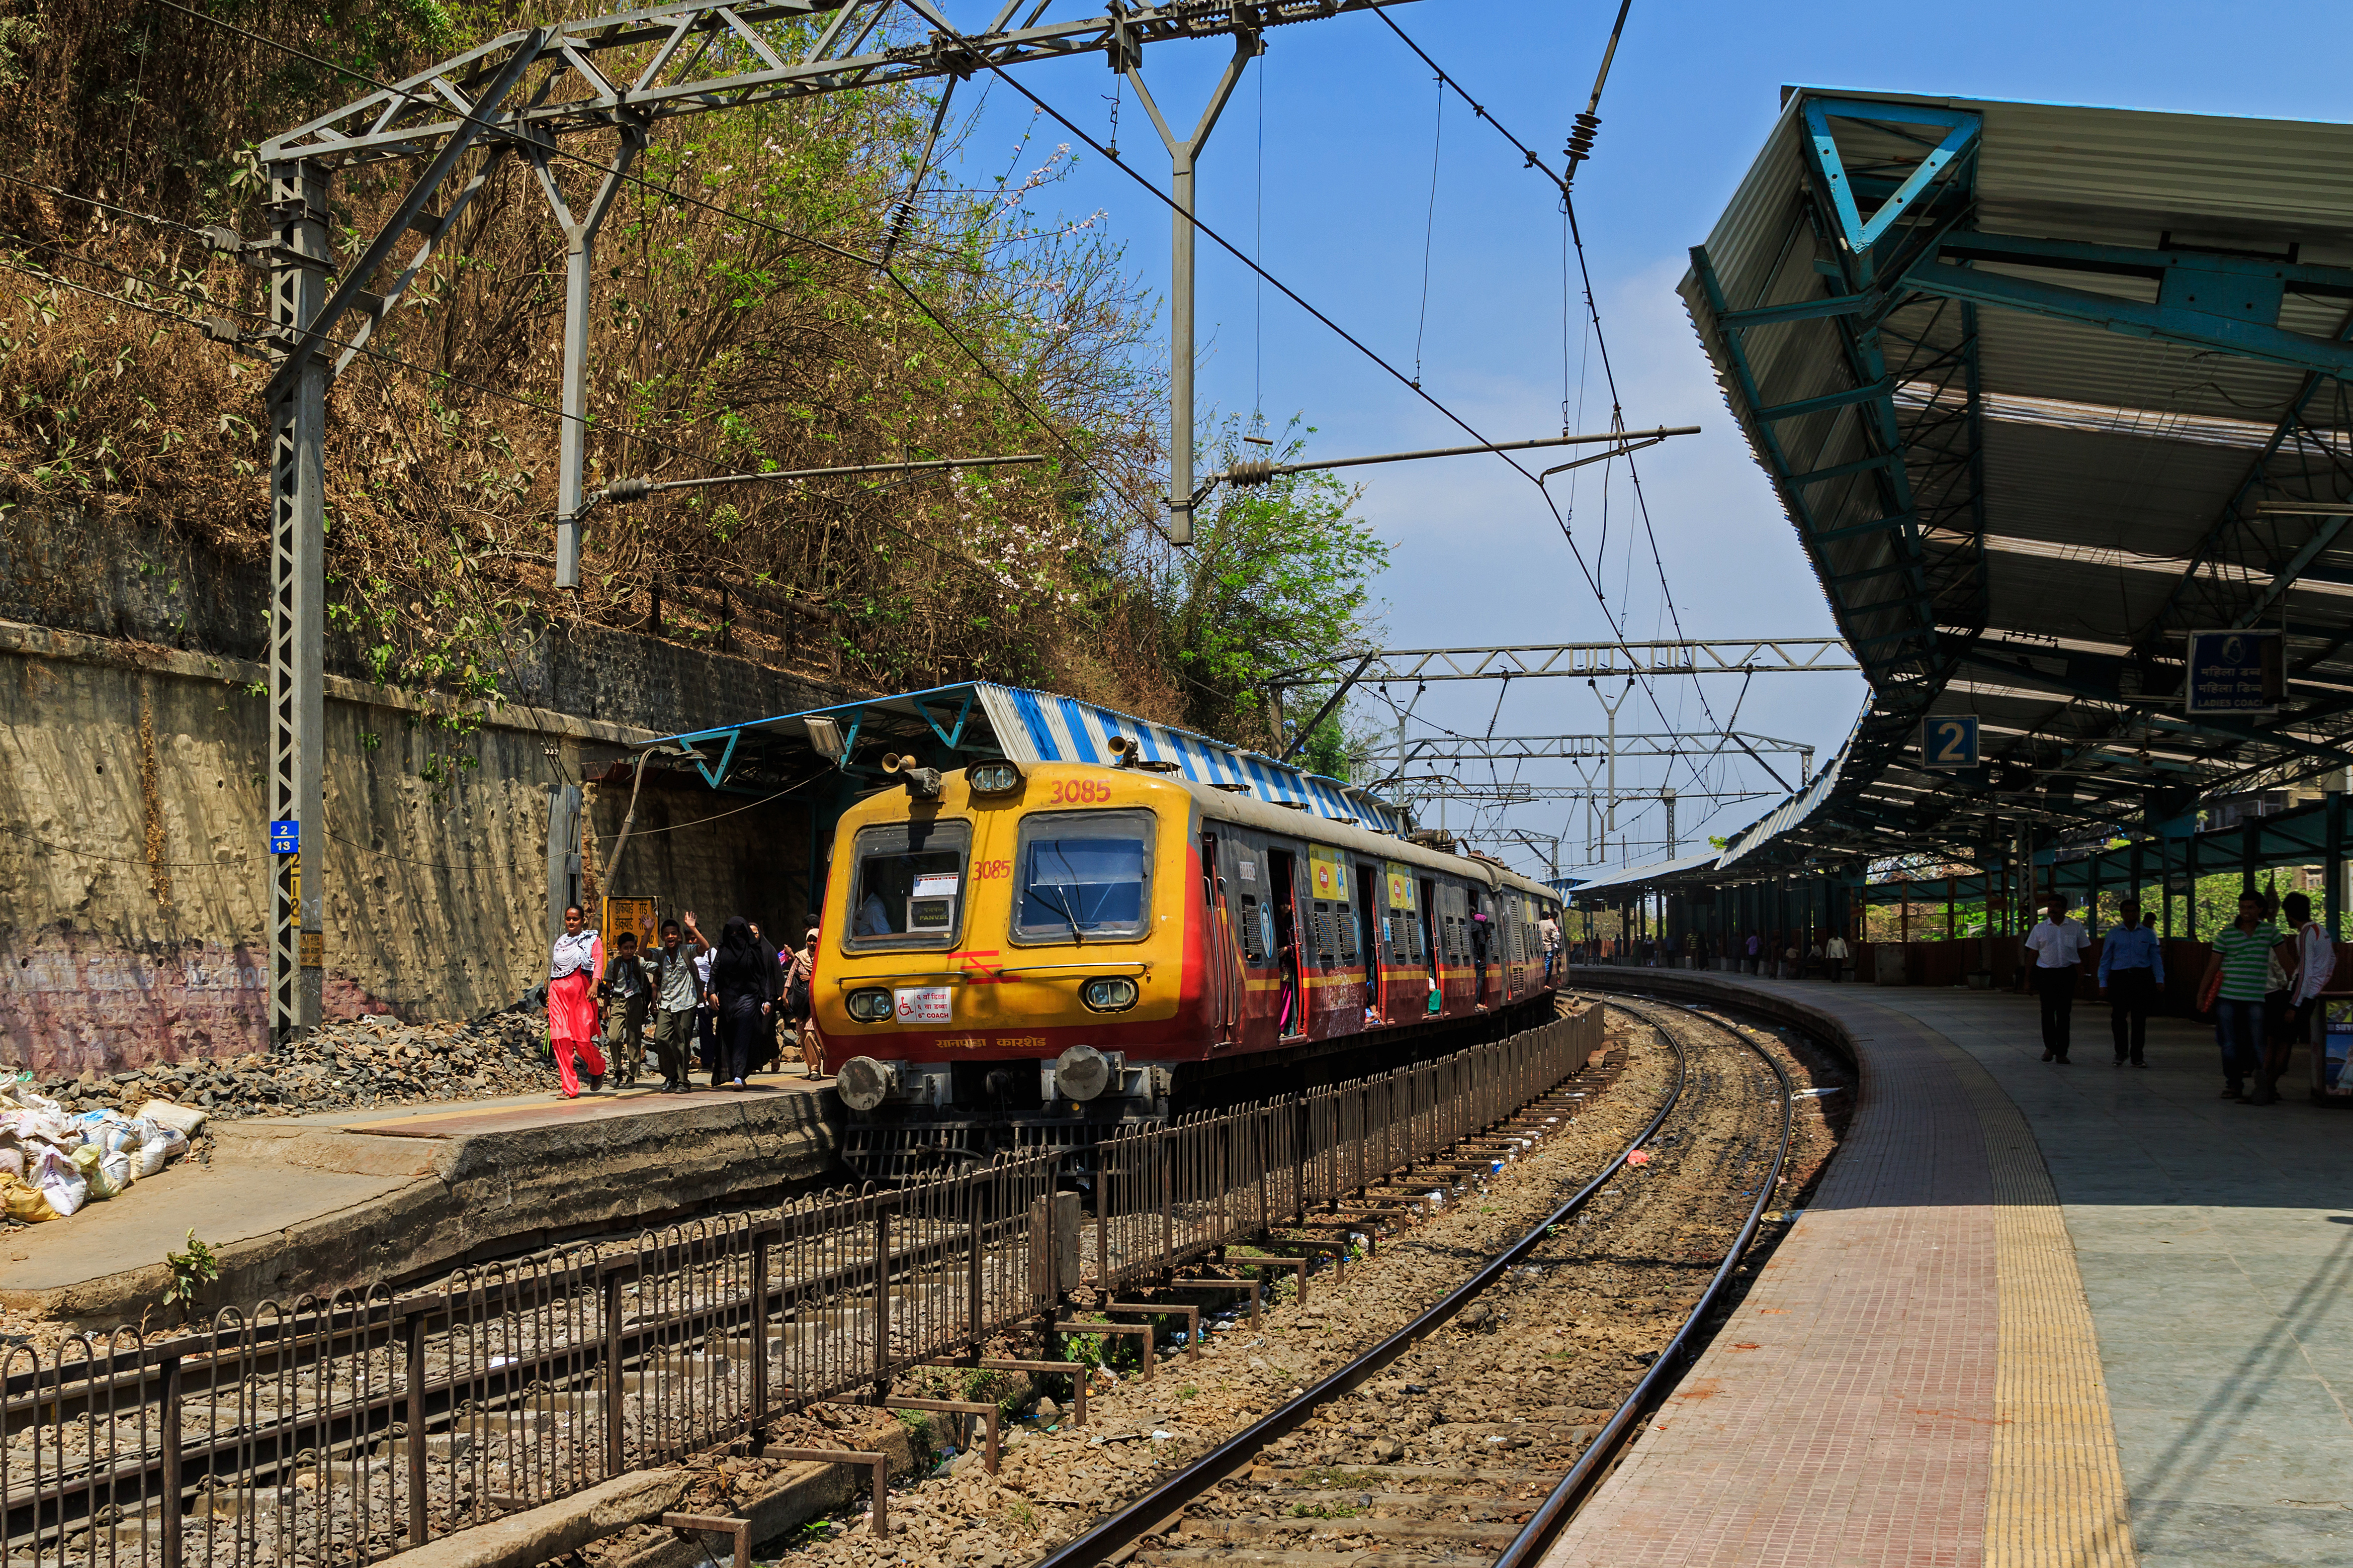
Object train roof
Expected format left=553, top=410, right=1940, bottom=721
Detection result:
left=836, top=760, right=1557, bottom=905
left=1161, top=770, right=1555, bottom=901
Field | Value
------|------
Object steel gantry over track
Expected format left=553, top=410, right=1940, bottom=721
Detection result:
left=249, top=0, right=1413, bottom=1039
left=1397, top=731, right=1815, bottom=775
left=1268, top=637, right=1857, bottom=690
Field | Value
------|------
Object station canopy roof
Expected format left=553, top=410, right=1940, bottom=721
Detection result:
left=1676, top=86, right=2353, bottom=876
left=633, top=681, right=1410, bottom=835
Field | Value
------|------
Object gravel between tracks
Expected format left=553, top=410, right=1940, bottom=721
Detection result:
left=674, top=1011, right=1686, bottom=1568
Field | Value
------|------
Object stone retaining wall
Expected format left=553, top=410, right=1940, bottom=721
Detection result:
left=2, top=502, right=847, bottom=1072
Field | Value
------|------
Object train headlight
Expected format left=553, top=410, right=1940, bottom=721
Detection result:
left=845, top=988, right=894, bottom=1023
left=1081, top=976, right=1139, bottom=1012
left=1055, top=1044, right=1116, bottom=1102
left=969, top=761, right=1023, bottom=794
left=837, top=1057, right=898, bottom=1111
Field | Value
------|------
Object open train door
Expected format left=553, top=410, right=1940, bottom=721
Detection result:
left=1352, top=860, right=1383, bottom=1023
left=1200, top=832, right=1244, bottom=1047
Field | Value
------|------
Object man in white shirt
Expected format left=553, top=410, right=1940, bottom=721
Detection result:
left=2024, top=894, right=2092, bottom=1063
left=1824, top=932, right=1850, bottom=982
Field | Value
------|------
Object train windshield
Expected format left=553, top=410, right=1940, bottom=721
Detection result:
left=844, top=818, right=971, bottom=950
left=1013, top=810, right=1154, bottom=941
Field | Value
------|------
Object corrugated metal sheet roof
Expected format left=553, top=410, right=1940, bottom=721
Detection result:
left=1676, top=87, right=2353, bottom=874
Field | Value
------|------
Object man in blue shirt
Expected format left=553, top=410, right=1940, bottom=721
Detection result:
left=2097, top=898, right=2165, bottom=1068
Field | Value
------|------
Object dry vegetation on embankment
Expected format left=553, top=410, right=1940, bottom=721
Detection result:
left=0, top=0, right=1389, bottom=760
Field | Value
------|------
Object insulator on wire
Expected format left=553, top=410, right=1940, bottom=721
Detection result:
left=878, top=199, right=916, bottom=267
left=1227, top=459, right=1277, bottom=487
left=1563, top=111, right=1602, bottom=172
left=199, top=317, right=243, bottom=344
left=605, top=476, right=655, bottom=504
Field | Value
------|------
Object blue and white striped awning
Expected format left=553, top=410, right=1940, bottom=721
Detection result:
left=975, top=685, right=1407, bottom=835
left=646, top=681, right=1408, bottom=836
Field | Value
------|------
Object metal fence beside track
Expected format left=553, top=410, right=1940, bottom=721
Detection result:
left=1, top=1003, right=1599, bottom=1568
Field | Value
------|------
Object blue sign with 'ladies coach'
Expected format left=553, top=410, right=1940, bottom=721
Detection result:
left=2185, top=630, right=2283, bottom=715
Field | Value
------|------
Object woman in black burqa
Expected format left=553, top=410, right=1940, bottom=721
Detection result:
left=709, top=915, right=782, bottom=1090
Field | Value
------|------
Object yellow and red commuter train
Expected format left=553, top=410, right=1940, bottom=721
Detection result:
left=814, top=748, right=1564, bottom=1177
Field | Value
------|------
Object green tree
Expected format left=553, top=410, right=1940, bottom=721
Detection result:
left=1160, top=418, right=1390, bottom=751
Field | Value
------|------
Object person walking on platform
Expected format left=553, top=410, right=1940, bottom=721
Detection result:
left=599, top=931, right=651, bottom=1088
left=2098, top=899, right=2163, bottom=1068
left=2026, top=895, right=2090, bottom=1062
left=649, top=914, right=710, bottom=1093
left=546, top=903, right=608, bottom=1098
left=2267, top=891, right=2334, bottom=1105
left=1745, top=931, right=1761, bottom=973
left=710, top=915, right=782, bottom=1090
left=2202, top=891, right=2280, bottom=1101
left=692, top=936, right=720, bottom=1085
left=1825, top=931, right=1850, bottom=981
left=785, top=926, right=824, bottom=1077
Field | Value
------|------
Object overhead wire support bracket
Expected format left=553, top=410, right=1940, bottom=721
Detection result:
left=588, top=452, right=1046, bottom=513
left=1195, top=426, right=1698, bottom=504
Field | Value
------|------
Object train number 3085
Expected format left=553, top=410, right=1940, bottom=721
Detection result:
left=1048, top=779, right=1116, bottom=804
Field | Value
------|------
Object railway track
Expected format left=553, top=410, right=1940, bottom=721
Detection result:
left=1026, top=993, right=1796, bottom=1568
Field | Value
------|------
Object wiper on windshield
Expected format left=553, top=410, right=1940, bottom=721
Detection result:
left=1034, top=842, right=1086, bottom=946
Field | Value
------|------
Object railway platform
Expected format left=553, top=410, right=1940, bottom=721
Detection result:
left=0, top=1072, right=843, bottom=1327
left=1549, top=966, right=2353, bottom=1568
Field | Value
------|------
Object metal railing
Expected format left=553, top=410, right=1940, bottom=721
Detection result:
left=3, top=1004, right=1598, bottom=1568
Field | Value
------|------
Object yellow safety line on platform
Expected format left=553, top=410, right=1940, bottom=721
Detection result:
left=1936, top=1040, right=2138, bottom=1568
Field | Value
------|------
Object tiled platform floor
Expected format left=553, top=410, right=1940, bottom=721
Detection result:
left=1544, top=969, right=2353, bottom=1568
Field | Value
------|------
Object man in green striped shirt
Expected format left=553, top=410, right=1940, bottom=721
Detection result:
left=2202, top=891, right=2282, bottom=1101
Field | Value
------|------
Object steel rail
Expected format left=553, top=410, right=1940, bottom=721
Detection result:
left=1490, top=993, right=1796, bottom=1567
left=1028, top=1007, right=1691, bottom=1568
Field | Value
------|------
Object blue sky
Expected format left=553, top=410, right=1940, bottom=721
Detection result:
left=937, top=0, right=2353, bottom=877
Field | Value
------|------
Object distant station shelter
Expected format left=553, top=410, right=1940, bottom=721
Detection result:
left=1571, top=88, right=2353, bottom=967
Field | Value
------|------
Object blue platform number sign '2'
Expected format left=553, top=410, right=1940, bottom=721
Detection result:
left=2186, top=629, right=2284, bottom=715
left=269, top=819, right=300, bottom=854
left=1920, top=716, right=1979, bottom=770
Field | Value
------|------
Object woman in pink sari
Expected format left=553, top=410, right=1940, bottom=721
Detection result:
left=547, top=903, right=608, bottom=1098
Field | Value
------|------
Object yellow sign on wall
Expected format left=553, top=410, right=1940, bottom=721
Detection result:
left=1386, top=862, right=1418, bottom=910
left=1307, top=850, right=1349, bottom=903
left=602, top=897, right=661, bottom=955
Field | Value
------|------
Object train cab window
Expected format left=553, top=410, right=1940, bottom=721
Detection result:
left=845, top=818, right=972, bottom=950
left=1012, top=809, right=1155, bottom=942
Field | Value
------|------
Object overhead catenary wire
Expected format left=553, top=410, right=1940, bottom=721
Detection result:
left=107, top=4, right=1742, bottom=861
left=1364, top=8, right=1734, bottom=807
left=0, top=170, right=209, bottom=237
left=1413, top=71, right=1443, bottom=389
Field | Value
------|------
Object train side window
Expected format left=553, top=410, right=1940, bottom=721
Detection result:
left=1011, top=808, right=1156, bottom=943
left=844, top=818, right=972, bottom=951
left=1238, top=893, right=1267, bottom=962
left=1338, top=902, right=1358, bottom=964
